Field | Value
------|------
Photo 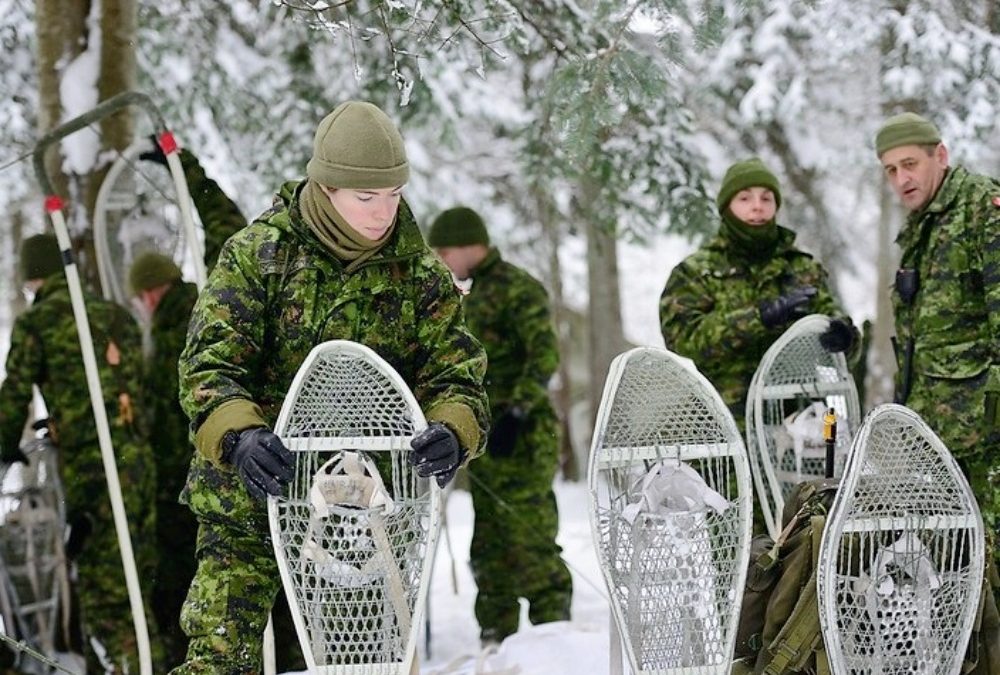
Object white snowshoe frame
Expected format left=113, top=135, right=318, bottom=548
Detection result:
left=588, top=347, right=752, bottom=675
left=0, top=437, right=69, bottom=672
left=818, top=404, right=985, bottom=675
left=268, top=340, right=438, bottom=674
left=746, top=314, right=861, bottom=540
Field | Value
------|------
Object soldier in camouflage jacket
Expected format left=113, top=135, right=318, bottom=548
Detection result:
left=428, top=206, right=573, bottom=644
left=0, top=234, right=160, bottom=673
left=126, top=144, right=247, bottom=669
left=170, top=102, right=488, bottom=674
left=876, top=112, right=1000, bottom=557
left=660, top=158, right=855, bottom=422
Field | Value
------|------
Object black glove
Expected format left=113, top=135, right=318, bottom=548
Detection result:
left=759, top=286, right=817, bottom=329
left=138, top=134, right=168, bottom=166
left=819, top=318, right=854, bottom=353
left=222, top=428, right=295, bottom=501
left=1, top=447, right=29, bottom=467
left=409, top=422, right=465, bottom=488
left=488, top=407, right=526, bottom=458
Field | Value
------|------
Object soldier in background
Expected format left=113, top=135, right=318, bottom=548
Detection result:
left=0, top=234, right=162, bottom=673
left=659, top=158, right=856, bottom=422
left=875, top=112, right=1000, bottom=561
left=428, top=206, right=573, bottom=645
left=127, top=142, right=246, bottom=669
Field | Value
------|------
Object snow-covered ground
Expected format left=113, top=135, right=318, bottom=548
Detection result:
left=416, top=480, right=611, bottom=675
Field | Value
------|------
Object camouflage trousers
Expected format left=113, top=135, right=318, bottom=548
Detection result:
left=467, top=414, right=573, bottom=642
left=905, top=372, right=1000, bottom=569
left=63, top=440, right=162, bottom=673
left=153, top=492, right=199, bottom=670
left=169, top=517, right=304, bottom=674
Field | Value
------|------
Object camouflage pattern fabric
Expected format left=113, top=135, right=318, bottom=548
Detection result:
left=146, top=149, right=246, bottom=668
left=659, top=225, right=848, bottom=421
left=460, top=248, right=572, bottom=642
left=0, top=274, right=161, bottom=673
left=179, top=148, right=247, bottom=270
left=170, top=181, right=488, bottom=674
left=892, top=165, right=1000, bottom=559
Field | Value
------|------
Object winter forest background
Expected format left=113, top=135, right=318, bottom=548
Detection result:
left=1, top=0, right=1000, bottom=475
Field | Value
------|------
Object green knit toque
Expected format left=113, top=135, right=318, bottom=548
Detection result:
left=716, top=158, right=782, bottom=215
left=128, top=251, right=182, bottom=293
left=306, top=101, right=410, bottom=189
left=875, top=112, right=942, bottom=157
left=19, top=234, right=62, bottom=281
left=427, top=206, right=490, bottom=247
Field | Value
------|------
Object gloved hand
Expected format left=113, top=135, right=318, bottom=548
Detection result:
left=759, top=286, right=817, bottom=329
left=1, top=447, right=29, bottom=467
left=222, top=428, right=295, bottom=501
left=138, top=134, right=168, bottom=166
left=819, top=318, right=855, bottom=353
left=410, top=422, right=465, bottom=488
left=488, top=407, right=525, bottom=458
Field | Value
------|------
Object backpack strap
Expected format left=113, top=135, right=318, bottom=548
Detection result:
left=763, top=514, right=827, bottom=675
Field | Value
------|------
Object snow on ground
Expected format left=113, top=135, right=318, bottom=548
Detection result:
left=416, top=480, right=611, bottom=675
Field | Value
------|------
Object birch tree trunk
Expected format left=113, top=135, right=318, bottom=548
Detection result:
left=35, top=0, right=137, bottom=288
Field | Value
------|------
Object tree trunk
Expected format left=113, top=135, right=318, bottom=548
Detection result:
left=535, top=185, right=578, bottom=480
left=35, top=0, right=137, bottom=289
left=866, top=178, right=899, bottom=407
left=580, top=174, right=626, bottom=439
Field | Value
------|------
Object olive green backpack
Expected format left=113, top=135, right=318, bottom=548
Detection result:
left=732, top=479, right=1000, bottom=675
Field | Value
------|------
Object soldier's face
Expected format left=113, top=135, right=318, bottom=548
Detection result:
left=728, top=187, right=777, bottom=225
left=322, top=185, right=403, bottom=240
left=880, top=144, right=949, bottom=212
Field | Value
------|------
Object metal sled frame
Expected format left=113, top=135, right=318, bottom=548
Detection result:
left=746, top=314, right=861, bottom=539
left=0, top=438, right=68, bottom=672
left=93, top=137, right=205, bottom=306
left=818, top=404, right=984, bottom=675
left=588, top=347, right=752, bottom=675
left=268, top=340, right=439, bottom=674
left=31, top=90, right=199, bottom=675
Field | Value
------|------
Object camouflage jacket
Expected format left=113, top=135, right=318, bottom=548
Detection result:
left=659, top=225, right=845, bottom=415
left=179, top=148, right=246, bottom=269
left=0, top=275, right=146, bottom=466
left=464, top=248, right=558, bottom=420
left=178, top=181, right=488, bottom=520
left=893, top=165, right=1000, bottom=404
left=146, top=279, right=199, bottom=488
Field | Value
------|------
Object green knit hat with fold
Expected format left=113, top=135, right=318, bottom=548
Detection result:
left=427, top=207, right=490, bottom=247
left=716, top=158, right=782, bottom=215
left=19, top=234, right=62, bottom=282
left=874, top=112, right=942, bottom=157
left=128, top=251, right=182, bottom=293
left=306, top=100, right=410, bottom=189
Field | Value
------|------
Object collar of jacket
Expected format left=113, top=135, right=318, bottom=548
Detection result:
left=272, top=180, right=426, bottom=271
left=706, top=223, right=798, bottom=259
left=153, top=279, right=197, bottom=329
left=31, top=272, right=69, bottom=304
left=471, top=247, right=501, bottom=278
left=910, top=165, right=965, bottom=220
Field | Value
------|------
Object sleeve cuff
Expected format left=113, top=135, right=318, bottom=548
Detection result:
left=425, top=401, right=481, bottom=463
left=195, top=398, right=267, bottom=463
